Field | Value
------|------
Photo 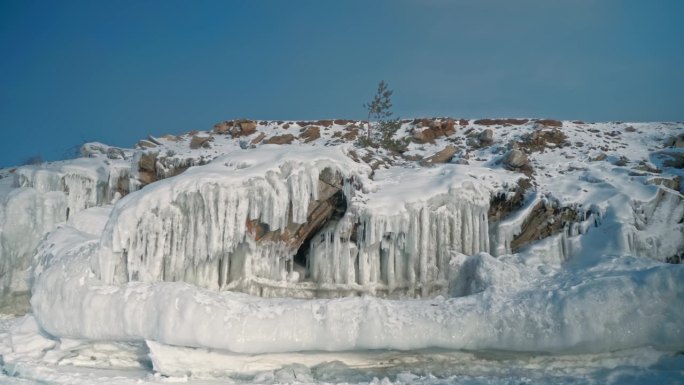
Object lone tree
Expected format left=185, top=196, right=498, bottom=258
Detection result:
left=363, top=80, right=393, bottom=139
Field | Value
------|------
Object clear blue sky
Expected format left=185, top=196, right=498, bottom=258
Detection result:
left=1, top=0, right=683, bottom=167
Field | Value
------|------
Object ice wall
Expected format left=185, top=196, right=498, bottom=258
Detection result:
left=306, top=166, right=518, bottom=298
left=14, top=158, right=131, bottom=217
left=0, top=188, right=66, bottom=312
left=31, top=223, right=684, bottom=354
left=0, top=158, right=133, bottom=312
left=95, top=146, right=371, bottom=291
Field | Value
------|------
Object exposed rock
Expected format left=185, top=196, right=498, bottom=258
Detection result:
left=502, top=149, right=528, bottom=169
left=233, top=120, right=257, bottom=137
left=160, top=134, right=180, bottom=142
left=419, top=145, right=457, bottom=166
left=245, top=168, right=347, bottom=264
left=488, top=178, right=532, bottom=221
left=413, top=127, right=437, bottom=144
left=341, top=128, right=359, bottom=141
left=535, top=119, right=563, bottom=128
left=624, top=126, right=637, bottom=132
left=333, top=119, right=353, bottom=125
left=509, top=201, right=579, bottom=253
left=474, top=118, right=529, bottom=126
left=647, top=176, right=681, bottom=191
left=662, top=152, right=684, bottom=169
left=250, top=132, right=266, bottom=145
left=314, top=120, right=333, bottom=127
left=282, top=123, right=291, bottom=129
left=518, top=128, right=568, bottom=152
left=591, top=153, right=608, bottom=162
left=478, top=129, right=494, bottom=146
left=412, top=119, right=455, bottom=144
left=613, top=156, right=629, bottom=167
left=265, top=134, right=296, bottom=145
left=190, top=135, right=213, bottom=149
left=137, top=140, right=158, bottom=149
left=665, top=133, right=684, bottom=148
left=139, top=152, right=157, bottom=173
left=299, top=126, right=321, bottom=143
left=137, top=170, right=156, bottom=186
left=458, top=118, right=469, bottom=126
left=213, top=120, right=234, bottom=134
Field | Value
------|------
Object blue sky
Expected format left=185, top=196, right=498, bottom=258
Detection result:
left=1, top=0, right=683, bottom=167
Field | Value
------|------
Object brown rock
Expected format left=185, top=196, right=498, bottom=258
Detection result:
left=441, top=119, right=455, bottom=136
left=213, top=121, right=233, bottom=134
left=341, top=129, right=358, bottom=141
left=646, top=176, right=681, bottom=191
left=282, top=123, right=290, bottom=129
left=161, top=134, right=180, bottom=142
left=238, top=120, right=257, bottom=135
left=299, top=126, right=321, bottom=143
left=333, top=119, right=353, bottom=125
left=250, top=132, right=266, bottom=145
left=137, top=170, right=156, bottom=185
left=137, top=140, right=157, bottom=149
left=420, top=145, right=457, bottom=166
left=139, top=152, right=157, bottom=173
left=458, top=119, right=469, bottom=126
left=413, top=127, right=437, bottom=144
left=265, top=134, right=295, bottom=145
left=314, top=120, right=333, bottom=127
left=535, top=119, right=563, bottom=128
left=591, top=153, right=608, bottom=161
left=474, top=118, right=529, bottom=126
left=190, top=135, right=214, bottom=149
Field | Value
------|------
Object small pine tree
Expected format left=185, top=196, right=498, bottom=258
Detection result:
left=363, top=80, right=393, bottom=139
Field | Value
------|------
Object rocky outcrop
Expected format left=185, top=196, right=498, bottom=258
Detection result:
left=265, top=134, right=296, bottom=145
left=509, top=201, right=579, bottom=253
left=420, top=145, right=457, bottom=166
left=299, top=126, right=321, bottom=143
left=412, top=119, right=455, bottom=144
left=190, top=135, right=213, bottom=149
left=502, top=149, right=529, bottom=169
left=246, top=168, right=347, bottom=267
left=474, top=118, right=529, bottom=126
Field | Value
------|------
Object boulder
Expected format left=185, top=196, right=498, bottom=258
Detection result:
left=139, top=152, right=157, bottom=173
left=535, top=119, right=563, bottom=128
left=265, top=134, right=295, bottom=145
left=665, top=133, right=684, bottom=148
left=250, top=132, right=266, bottom=145
left=190, top=135, right=213, bottom=149
left=502, top=149, right=528, bottom=169
left=137, top=140, right=157, bottom=149
left=478, top=129, right=494, bottom=146
left=213, top=120, right=233, bottom=134
left=299, top=126, right=321, bottom=143
left=420, top=145, right=457, bottom=166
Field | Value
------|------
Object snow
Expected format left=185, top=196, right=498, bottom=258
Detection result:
left=96, top=145, right=371, bottom=290
left=30, top=218, right=684, bottom=354
left=0, top=118, right=683, bottom=383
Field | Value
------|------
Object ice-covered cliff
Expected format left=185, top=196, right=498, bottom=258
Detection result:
left=0, top=118, right=682, bottom=369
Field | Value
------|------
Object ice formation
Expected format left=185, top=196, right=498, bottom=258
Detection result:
left=30, top=221, right=684, bottom=354
left=0, top=119, right=682, bottom=383
left=96, top=145, right=372, bottom=292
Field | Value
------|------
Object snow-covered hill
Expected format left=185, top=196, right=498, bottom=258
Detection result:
left=0, top=118, right=683, bottom=383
